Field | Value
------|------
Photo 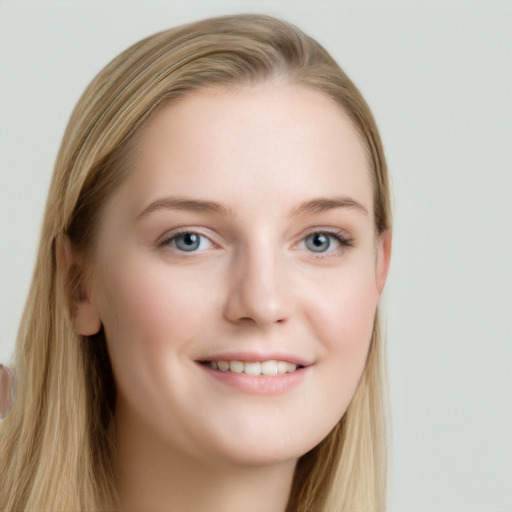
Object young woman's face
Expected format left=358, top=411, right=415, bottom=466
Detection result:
left=78, top=83, right=390, bottom=469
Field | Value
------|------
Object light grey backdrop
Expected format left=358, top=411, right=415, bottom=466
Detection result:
left=1, top=1, right=511, bottom=510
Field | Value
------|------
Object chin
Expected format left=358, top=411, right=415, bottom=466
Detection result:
left=200, top=425, right=329, bottom=470
left=212, top=446, right=302, bottom=470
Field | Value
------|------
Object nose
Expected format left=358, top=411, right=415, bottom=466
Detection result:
left=223, top=243, right=293, bottom=327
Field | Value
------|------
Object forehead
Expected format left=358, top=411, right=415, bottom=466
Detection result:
left=114, top=83, right=374, bottom=219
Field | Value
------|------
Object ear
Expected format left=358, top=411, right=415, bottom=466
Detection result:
left=375, top=230, right=392, bottom=294
left=56, top=235, right=102, bottom=336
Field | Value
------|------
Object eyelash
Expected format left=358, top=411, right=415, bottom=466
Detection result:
left=297, top=228, right=353, bottom=258
left=157, top=227, right=353, bottom=257
left=157, top=228, right=214, bottom=253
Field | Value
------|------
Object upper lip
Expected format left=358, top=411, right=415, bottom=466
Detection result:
left=196, top=351, right=313, bottom=367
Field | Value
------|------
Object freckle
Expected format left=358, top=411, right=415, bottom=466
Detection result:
left=0, top=364, right=15, bottom=419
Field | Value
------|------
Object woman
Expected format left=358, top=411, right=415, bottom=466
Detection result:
left=0, top=14, right=391, bottom=512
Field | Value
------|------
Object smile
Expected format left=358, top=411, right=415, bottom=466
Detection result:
left=201, top=360, right=300, bottom=376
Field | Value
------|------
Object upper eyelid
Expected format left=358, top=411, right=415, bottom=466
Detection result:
left=158, top=225, right=214, bottom=238
left=298, top=226, right=352, bottom=241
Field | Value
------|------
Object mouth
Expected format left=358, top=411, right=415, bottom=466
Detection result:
left=197, top=356, right=310, bottom=395
left=199, top=360, right=304, bottom=376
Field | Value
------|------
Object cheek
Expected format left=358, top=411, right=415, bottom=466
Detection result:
left=93, top=259, right=214, bottom=374
left=307, top=264, right=378, bottom=343
left=92, top=258, right=224, bottom=431
left=289, top=266, right=380, bottom=449
left=305, top=265, right=379, bottom=388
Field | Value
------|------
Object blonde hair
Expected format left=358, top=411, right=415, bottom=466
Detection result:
left=0, top=14, right=391, bottom=511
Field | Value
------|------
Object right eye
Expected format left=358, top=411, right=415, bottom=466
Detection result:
left=160, top=231, right=214, bottom=252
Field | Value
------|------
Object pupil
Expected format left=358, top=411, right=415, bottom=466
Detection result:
left=307, top=233, right=330, bottom=252
left=177, top=233, right=200, bottom=251
left=183, top=233, right=196, bottom=245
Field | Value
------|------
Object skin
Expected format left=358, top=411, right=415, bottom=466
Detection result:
left=72, top=82, right=391, bottom=512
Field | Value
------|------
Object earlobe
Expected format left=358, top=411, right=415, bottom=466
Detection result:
left=375, top=230, right=392, bottom=294
left=56, top=235, right=102, bottom=336
left=73, top=304, right=102, bottom=336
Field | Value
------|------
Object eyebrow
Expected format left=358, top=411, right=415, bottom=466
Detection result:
left=137, top=197, right=233, bottom=220
left=137, top=195, right=368, bottom=220
left=291, top=196, right=369, bottom=217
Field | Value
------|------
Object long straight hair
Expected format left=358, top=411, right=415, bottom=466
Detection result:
left=0, top=14, right=391, bottom=511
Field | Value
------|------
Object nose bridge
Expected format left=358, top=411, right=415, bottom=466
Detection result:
left=224, top=237, right=292, bottom=326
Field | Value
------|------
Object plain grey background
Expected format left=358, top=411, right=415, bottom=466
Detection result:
left=1, top=1, right=511, bottom=510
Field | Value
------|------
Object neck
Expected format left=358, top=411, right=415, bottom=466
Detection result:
left=114, top=409, right=297, bottom=512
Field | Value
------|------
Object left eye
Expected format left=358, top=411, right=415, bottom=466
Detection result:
left=300, top=231, right=347, bottom=254
left=164, top=232, right=213, bottom=252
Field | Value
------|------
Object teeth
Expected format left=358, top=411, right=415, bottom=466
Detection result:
left=286, top=362, right=297, bottom=373
left=205, top=360, right=299, bottom=376
left=277, top=361, right=287, bottom=374
left=229, top=360, right=244, bottom=373
left=261, top=360, right=277, bottom=376
left=217, top=360, right=230, bottom=372
left=244, top=361, right=261, bottom=376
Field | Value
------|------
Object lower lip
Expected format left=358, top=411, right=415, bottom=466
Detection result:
left=199, top=364, right=308, bottom=396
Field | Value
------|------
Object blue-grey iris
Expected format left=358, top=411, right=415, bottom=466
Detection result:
left=175, top=233, right=201, bottom=251
left=305, top=233, right=330, bottom=252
